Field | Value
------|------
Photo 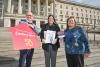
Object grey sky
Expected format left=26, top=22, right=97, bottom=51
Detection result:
left=71, top=0, right=100, bottom=7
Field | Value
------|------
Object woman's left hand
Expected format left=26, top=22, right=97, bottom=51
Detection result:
left=84, top=53, right=90, bottom=58
left=52, top=39, right=57, bottom=44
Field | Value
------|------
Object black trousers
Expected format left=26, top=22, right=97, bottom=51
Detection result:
left=44, top=45, right=58, bottom=67
left=66, top=53, right=84, bottom=67
left=18, top=49, right=34, bottom=67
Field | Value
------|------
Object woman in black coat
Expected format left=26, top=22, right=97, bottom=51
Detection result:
left=40, top=15, right=60, bottom=67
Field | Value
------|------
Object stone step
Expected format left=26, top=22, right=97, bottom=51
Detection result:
left=0, top=41, right=99, bottom=48
left=0, top=52, right=100, bottom=65
left=1, top=50, right=100, bottom=59
left=0, top=54, right=100, bottom=67
left=1, top=31, right=100, bottom=67
left=32, top=55, right=100, bottom=67
left=0, top=47, right=100, bottom=67
left=1, top=61, right=100, bottom=67
left=0, top=47, right=100, bottom=63
left=85, top=56, right=100, bottom=66
left=0, top=60, right=67, bottom=67
left=31, top=61, right=67, bottom=67
left=0, top=42, right=100, bottom=55
left=0, top=45, right=65, bottom=51
left=0, top=41, right=99, bottom=49
left=0, top=27, right=9, bottom=31
left=0, top=45, right=100, bottom=54
left=0, top=48, right=100, bottom=60
left=86, top=63, right=100, bottom=67
left=0, top=49, right=66, bottom=60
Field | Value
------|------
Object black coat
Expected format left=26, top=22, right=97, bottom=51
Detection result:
left=40, top=23, right=60, bottom=50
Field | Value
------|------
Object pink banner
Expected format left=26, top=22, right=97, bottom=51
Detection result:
left=8, top=24, right=40, bottom=50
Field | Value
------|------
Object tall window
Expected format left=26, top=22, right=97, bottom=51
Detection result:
left=90, top=10, right=91, bottom=13
left=55, top=9, right=57, bottom=13
left=85, top=10, right=87, bottom=13
left=60, top=15, right=63, bottom=21
left=86, top=14, right=88, bottom=17
left=98, top=20, right=100, bottom=24
left=71, top=7, right=73, bottom=10
left=98, top=16, right=99, bottom=20
left=60, top=10, right=62, bottom=14
left=11, top=19, right=15, bottom=27
left=81, top=13, right=83, bottom=17
left=32, top=1, right=36, bottom=4
left=32, top=20, right=36, bottom=25
left=76, top=13, right=78, bottom=16
left=81, top=17, right=84, bottom=23
left=76, top=17, right=79, bottom=24
left=97, top=12, right=99, bottom=15
left=25, top=0, right=28, bottom=3
left=76, top=8, right=78, bottom=11
left=0, top=0, right=3, bottom=17
left=97, top=20, right=100, bottom=24
left=94, top=11, right=95, bottom=14
left=90, top=19, right=92, bottom=24
left=81, top=9, right=83, bottom=12
left=66, top=11, right=68, bottom=15
left=55, top=4, right=57, bottom=7
left=90, top=15, right=92, bottom=18
left=0, top=1, right=2, bottom=17
left=85, top=18, right=88, bottom=23
left=94, top=15, right=96, bottom=19
left=61, top=25, right=64, bottom=29
left=40, top=21, right=45, bottom=28
left=66, top=6, right=68, bottom=9
left=71, top=12, right=73, bottom=15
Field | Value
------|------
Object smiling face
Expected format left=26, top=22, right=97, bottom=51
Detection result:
left=48, top=16, right=54, bottom=25
left=26, top=11, right=33, bottom=21
left=66, top=17, right=76, bottom=29
left=68, top=18, right=76, bottom=27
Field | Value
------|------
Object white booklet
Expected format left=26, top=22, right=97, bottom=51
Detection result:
left=44, top=30, right=56, bottom=43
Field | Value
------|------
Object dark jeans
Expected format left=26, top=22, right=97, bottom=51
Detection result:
left=66, top=53, right=84, bottom=67
left=18, top=49, right=34, bottom=67
left=44, top=45, right=57, bottom=67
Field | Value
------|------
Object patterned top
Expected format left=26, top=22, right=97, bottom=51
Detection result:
left=64, top=26, right=90, bottom=54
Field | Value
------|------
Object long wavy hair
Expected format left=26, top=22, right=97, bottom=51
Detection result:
left=48, top=15, right=56, bottom=24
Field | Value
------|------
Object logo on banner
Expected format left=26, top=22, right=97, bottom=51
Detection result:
left=8, top=24, right=40, bottom=50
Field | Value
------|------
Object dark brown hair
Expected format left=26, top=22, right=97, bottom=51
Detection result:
left=48, top=15, right=56, bottom=24
left=66, top=16, right=76, bottom=29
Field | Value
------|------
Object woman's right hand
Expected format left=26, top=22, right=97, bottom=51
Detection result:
left=57, top=30, right=65, bottom=38
left=42, top=39, right=45, bottom=44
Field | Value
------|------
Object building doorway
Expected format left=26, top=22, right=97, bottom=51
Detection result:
left=40, top=21, right=45, bottom=28
left=0, top=19, right=4, bottom=27
left=10, top=19, right=15, bottom=27
left=32, top=20, right=36, bottom=25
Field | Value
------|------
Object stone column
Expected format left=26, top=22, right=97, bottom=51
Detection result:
left=18, top=0, right=22, bottom=14
left=28, top=0, right=31, bottom=11
left=53, top=0, right=55, bottom=16
left=45, top=0, right=48, bottom=16
left=11, top=5, right=14, bottom=14
left=7, top=0, right=12, bottom=13
left=37, top=0, right=40, bottom=15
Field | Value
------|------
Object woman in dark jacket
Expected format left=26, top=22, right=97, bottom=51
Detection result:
left=64, top=16, right=91, bottom=67
left=40, top=15, right=60, bottom=67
